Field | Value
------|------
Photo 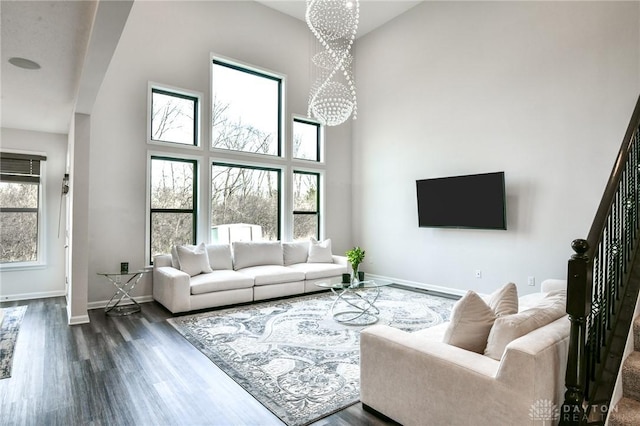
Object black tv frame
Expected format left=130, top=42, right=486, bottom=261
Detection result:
left=416, top=171, right=507, bottom=230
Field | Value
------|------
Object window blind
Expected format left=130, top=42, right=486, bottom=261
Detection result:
left=0, top=152, right=47, bottom=183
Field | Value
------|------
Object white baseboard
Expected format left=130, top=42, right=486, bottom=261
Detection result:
left=66, top=304, right=90, bottom=325
left=0, top=290, right=66, bottom=302
left=366, top=274, right=466, bottom=298
left=67, top=314, right=90, bottom=325
left=87, top=295, right=154, bottom=311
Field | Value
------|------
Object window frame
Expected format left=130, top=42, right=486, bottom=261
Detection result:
left=292, top=116, right=322, bottom=163
left=292, top=170, right=321, bottom=241
left=210, top=55, right=285, bottom=158
left=210, top=161, right=282, bottom=243
left=147, top=155, right=199, bottom=264
left=0, top=151, right=47, bottom=269
left=147, top=82, right=202, bottom=149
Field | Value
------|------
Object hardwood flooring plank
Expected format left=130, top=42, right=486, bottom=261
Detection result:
left=0, top=297, right=394, bottom=425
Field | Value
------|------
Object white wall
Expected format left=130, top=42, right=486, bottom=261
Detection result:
left=86, top=1, right=352, bottom=304
left=353, top=1, right=640, bottom=295
left=0, top=128, right=67, bottom=300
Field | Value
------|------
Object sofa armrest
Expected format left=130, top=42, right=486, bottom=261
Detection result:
left=541, top=278, right=566, bottom=293
left=152, top=265, right=191, bottom=313
left=154, top=253, right=173, bottom=268
left=497, top=316, right=570, bottom=405
left=360, top=324, right=559, bottom=425
left=332, top=255, right=347, bottom=266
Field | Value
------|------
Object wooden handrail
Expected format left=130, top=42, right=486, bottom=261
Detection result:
left=560, top=94, right=640, bottom=425
left=585, top=98, right=640, bottom=252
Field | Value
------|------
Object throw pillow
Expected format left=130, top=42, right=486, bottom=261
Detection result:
left=443, top=290, right=496, bottom=354
left=484, top=290, right=567, bottom=360
left=171, top=244, right=192, bottom=270
left=176, top=242, right=213, bottom=277
left=283, top=241, right=310, bottom=265
left=487, top=282, right=519, bottom=317
left=307, top=237, right=333, bottom=263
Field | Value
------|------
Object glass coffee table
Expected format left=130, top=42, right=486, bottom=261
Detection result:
left=316, top=279, right=392, bottom=325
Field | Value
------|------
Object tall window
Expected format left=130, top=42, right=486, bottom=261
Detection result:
left=211, top=59, right=282, bottom=156
left=149, top=157, right=197, bottom=260
left=293, top=118, right=321, bottom=162
left=149, top=85, right=200, bottom=146
left=293, top=171, right=320, bottom=240
left=0, top=152, right=45, bottom=264
left=211, top=163, right=281, bottom=242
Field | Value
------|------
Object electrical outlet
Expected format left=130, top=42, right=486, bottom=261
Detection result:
left=528, top=276, right=535, bottom=286
left=115, top=275, right=121, bottom=284
left=475, top=270, right=482, bottom=279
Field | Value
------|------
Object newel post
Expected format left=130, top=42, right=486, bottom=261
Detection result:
left=560, top=239, right=591, bottom=426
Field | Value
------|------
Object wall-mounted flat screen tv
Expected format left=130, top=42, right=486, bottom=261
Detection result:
left=416, top=171, right=506, bottom=230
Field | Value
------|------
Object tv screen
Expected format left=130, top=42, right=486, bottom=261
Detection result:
left=416, top=171, right=506, bottom=230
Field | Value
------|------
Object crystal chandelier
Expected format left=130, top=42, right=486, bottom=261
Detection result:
left=306, top=0, right=359, bottom=126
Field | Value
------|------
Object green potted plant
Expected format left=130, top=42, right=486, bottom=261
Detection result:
left=346, top=246, right=366, bottom=284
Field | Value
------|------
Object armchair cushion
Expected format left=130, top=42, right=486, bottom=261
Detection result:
left=487, top=282, right=519, bottom=316
left=484, top=290, right=566, bottom=360
left=443, top=290, right=496, bottom=353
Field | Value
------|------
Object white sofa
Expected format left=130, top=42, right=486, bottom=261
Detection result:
left=153, top=240, right=348, bottom=313
left=360, top=279, right=570, bottom=426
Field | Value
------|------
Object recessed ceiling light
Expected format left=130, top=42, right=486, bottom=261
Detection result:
left=8, top=57, right=41, bottom=70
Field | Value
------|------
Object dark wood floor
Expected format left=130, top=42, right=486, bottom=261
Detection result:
left=0, top=297, right=395, bottom=426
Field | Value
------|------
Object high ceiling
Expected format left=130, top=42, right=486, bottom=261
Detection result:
left=1, top=0, right=97, bottom=134
left=257, top=0, right=422, bottom=38
left=0, top=0, right=421, bottom=135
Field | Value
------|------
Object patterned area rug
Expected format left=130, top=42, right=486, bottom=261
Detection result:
left=168, top=285, right=455, bottom=426
left=0, top=305, right=28, bottom=380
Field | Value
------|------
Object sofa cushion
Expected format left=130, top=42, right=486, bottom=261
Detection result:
left=190, top=270, right=254, bottom=295
left=206, top=244, right=233, bottom=270
left=487, top=282, right=518, bottom=316
left=484, top=290, right=567, bottom=360
left=176, top=243, right=213, bottom=277
left=443, top=290, right=496, bottom=354
left=308, top=237, right=333, bottom=263
left=288, top=262, right=347, bottom=280
left=232, top=241, right=283, bottom=270
left=283, top=241, right=309, bottom=266
left=237, top=265, right=305, bottom=286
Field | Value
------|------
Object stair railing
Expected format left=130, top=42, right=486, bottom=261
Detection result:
left=560, top=95, right=640, bottom=426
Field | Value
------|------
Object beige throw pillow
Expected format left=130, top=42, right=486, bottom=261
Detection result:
left=443, top=291, right=496, bottom=354
left=484, top=290, right=567, bottom=360
left=176, top=242, right=213, bottom=277
left=487, top=282, right=519, bottom=317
